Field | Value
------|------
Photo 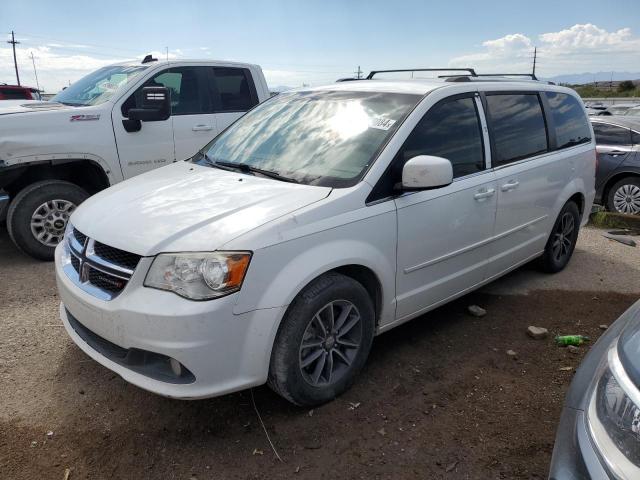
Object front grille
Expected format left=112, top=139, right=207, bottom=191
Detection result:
left=73, top=228, right=87, bottom=246
left=93, top=241, right=141, bottom=270
left=88, top=268, right=128, bottom=293
left=64, top=227, right=140, bottom=301
left=70, top=253, right=80, bottom=273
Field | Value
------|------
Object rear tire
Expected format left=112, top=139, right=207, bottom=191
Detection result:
left=268, top=272, right=375, bottom=406
left=7, top=180, right=89, bottom=261
left=606, top=177, right=640, bottom=215
left=539, top=201, right=580, bottom=273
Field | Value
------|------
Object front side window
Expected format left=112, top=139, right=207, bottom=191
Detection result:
left=197, top=90, right=421, bottom=187
left=400, top=97, right=484, bottom=178
left=486, top=93, right=548, bottom=166
left=211, top=67, right=258, bottom=112
left=593, top=123, right=632, bottom=145
left=122, top=66, right=210, bottom=116
left=52, top=65, right=148, bottom=106
left=544, top=92, right=591, bottom=149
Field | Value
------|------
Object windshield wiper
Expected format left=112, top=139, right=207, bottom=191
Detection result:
left=213, top=160, right=299, bottom=183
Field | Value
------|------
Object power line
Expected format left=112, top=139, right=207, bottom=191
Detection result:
left=7, top=30, right=20, bottom=85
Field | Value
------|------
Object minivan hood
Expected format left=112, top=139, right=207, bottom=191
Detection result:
left=71, top=161, right=331, bottom=256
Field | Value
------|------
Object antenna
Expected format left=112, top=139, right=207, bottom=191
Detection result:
left=532, top=46, right=537, bottom=79
left=165, top=47, right=169, bottom=62
left=7, top=30, right=20, bottom=85
left=354, top=66, right=363, bottom=79
left=30, top=51, right=40, bottom=92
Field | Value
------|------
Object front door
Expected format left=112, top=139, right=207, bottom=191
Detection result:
left=592, top=122, right=635, bottom=191
left=394, top=94, right=497, bottom=321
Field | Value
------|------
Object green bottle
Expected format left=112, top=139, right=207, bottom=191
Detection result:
left=555, top=335, right=590, bottom=346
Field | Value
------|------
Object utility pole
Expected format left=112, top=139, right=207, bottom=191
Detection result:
left=30, top=52, right=40, bottom=92
left=7, top=30, right=21, bottom=85
left=354, top=66, right=363, bottom=79
left=532, top=46, right=537, bottom=79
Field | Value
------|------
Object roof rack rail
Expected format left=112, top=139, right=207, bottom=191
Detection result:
left=366, top=68, right=477, bottom=80
left=476, top=73, right=538, bottom=81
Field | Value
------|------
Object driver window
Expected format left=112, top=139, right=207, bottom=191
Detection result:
left=121, top=67, right=210, bottom=117
left=400, top=96, right=485, bottom=178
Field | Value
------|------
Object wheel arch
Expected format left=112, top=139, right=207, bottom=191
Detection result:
left=2, top=158, right=113, bottom=198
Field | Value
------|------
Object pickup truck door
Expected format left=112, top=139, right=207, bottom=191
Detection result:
left=171, top=66, right=261, bottom=161
left=111, top=68, right=178, bottom=179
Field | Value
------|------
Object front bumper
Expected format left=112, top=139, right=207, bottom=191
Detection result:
left=55, top=243, right=286, bottom=399
left=549, top=301, right=640, bottom=479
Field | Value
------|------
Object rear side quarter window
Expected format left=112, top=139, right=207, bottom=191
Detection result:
left=210, top=67, right=259, bottom=112
left=485, top=93, right=548, bottom=166
left=544, top=92, right=591, bottom=149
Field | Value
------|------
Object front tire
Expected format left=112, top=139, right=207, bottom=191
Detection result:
left=539, top=201, right=580, bottom=273
left=268, top=272, right=375, bottom=406
left=606, top=177, right=640, bottom=215
left=7, top=180, right=89, bottom=261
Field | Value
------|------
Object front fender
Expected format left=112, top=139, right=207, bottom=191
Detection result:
left=233, top=209, right=398, bottom=331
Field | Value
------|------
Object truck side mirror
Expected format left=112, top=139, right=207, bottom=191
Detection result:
left=123, top=86, right=171, bottom=132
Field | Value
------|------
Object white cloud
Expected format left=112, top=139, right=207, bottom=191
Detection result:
left=450, top=24, right=640, bottom=76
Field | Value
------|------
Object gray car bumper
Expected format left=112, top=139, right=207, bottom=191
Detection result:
left=549, top=407, right=610, bottom=479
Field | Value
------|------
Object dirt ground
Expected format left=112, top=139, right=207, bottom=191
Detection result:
left=1, top=226, right=638, bottom=480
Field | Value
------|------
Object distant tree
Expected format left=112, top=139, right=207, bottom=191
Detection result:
left=618, top=80, right=635, bottom=92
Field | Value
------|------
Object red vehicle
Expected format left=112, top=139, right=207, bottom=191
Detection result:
left=0, top=84, right=42, bottom=100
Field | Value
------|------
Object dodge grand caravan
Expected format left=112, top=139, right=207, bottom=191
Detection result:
left=55, top=69, right=596, bottom=406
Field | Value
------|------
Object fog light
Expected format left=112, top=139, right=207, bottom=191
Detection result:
left=169, top=358, right=182, bottom=376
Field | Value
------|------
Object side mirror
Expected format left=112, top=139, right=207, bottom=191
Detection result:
left=401, top=155, right=453, bottom=190
left=123, top=86, right=171, bottom=133
left=128, top=86, right=171, bottom=122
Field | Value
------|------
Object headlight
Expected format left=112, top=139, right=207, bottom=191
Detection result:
left=588, top=344, right=640, bottom=478
left=144, top=252, right=251, bottom=300
left=594, top=367, right=640, bottom=466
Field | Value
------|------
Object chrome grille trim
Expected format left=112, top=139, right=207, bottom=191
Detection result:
left=62, top=227, right=141, bottom=301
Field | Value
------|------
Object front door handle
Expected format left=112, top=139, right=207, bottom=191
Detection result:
left=501, top=180, right=520, bottom=192
left=192, top=124, right=213, bottom=131
left=474, top=188, right=495, bottom=201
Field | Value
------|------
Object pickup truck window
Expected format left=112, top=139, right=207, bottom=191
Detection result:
left=198, top=90, right=420, bottom=188
left=211, top=67, right=258, bottom=112
left=52, top=65, right=148, bottom=106
left=122, top=67, right=211, bottom=116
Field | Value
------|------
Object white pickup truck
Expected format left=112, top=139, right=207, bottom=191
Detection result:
left=0, top=56, right=270, bottom=259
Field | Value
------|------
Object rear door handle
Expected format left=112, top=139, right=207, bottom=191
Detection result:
left=192, top=124, right=213, bottom=131
left=474, top=188, right=495, bottom=201
left=501, top=180, right=520, bottom=192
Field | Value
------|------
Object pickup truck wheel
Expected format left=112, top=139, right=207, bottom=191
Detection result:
left=7, top=180, right=89, bottom=261
left=539, top=201, right=580, bottom=273
left=607, top=177, right=640, bottom=215
left=268, top=272, right=375, bottom=406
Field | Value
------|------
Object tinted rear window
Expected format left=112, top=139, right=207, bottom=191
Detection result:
left=592, top=123, right=632, bottom=145
left=544, top=92, right=591, bottom=148
left=486, top=94, right=548, bottom=166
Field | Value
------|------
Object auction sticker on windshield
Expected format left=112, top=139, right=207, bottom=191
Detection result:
left=370, top=117, right=396, bottom=131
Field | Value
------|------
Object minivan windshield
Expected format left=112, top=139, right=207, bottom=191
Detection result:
left=52, top=65, right=148, bottom=106
left=197, top=90, right=421, bottom=187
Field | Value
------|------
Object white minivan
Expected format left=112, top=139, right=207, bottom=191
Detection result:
left=55, top=70, right=596, bottom=406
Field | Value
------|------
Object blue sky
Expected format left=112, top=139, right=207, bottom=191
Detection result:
left=2, top=0, right=640, bottom=91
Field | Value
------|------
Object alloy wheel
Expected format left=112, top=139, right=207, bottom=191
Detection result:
left=299, top=300, right=362, bottom=387
left=551, top=212, right=575, bottom=263
left=30, top=199, right=76, bottom=247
